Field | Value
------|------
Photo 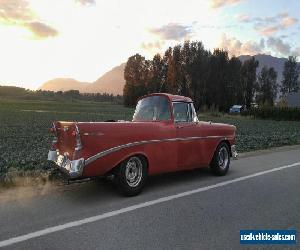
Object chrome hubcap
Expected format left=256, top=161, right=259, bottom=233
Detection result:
left=125, top=157, right=143, bottom=187
left=218, top=147, right=229, bottom=170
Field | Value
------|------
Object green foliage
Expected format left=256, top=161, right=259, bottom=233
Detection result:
left=1, top=99, right=300, bottom=179
left=256, top=66, right=278, bottom=106
left=123, top=54, right=151, bottom=106
left=281, top=56, right=300, bottom=95
left=123, top=40, right=259, bottom=112
left=244, top=107, right=300, bottom=121
left=200, top=114, right=300, bottom=152
left=0, top=86, right=123, bottom=103
left=0, top=99, right=134, bottom=177
left=241, top=57, right=259, bottom=109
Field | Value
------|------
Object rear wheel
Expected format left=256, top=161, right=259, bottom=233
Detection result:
left=113, top=155, right=147, bottom=196
left=210, top=142, right=230, bottom=176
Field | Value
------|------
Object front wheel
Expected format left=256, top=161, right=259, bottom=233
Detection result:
left=210, top=142, right=230, bottom=176
left=113, top=156, right=148, bottom=196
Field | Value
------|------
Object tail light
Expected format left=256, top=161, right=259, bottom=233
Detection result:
left=50, top=123, right=58, bottom=150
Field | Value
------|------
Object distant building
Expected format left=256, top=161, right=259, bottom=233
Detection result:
left=286, top=92, right=300, bottom=107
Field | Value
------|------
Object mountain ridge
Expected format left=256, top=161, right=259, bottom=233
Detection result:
left=39, top=54, right=296, bottom=95
left=39, top=63, right=126, bottom=95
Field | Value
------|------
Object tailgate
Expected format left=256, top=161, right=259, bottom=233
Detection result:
left=52, top=121, right=80, bottom=160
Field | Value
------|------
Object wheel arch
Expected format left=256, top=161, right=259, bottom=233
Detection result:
left=105, top=152, right=149, bottom=176
left=222, top=139, right=232, bottom=157
left=210, top=139, right=232, bottom=165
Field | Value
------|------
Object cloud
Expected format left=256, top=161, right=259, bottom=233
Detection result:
left=292, top=47, right=300, bottom=57
left=210, top=0, right=242, bottom=9
left=141, top=41, right=164, bottom=51
left=236, top=14, right=251, bottom=23
left=149, top=23, right=193, bottom=41
left=141, top=41, right=165, bottom=55
left=266, top=37, right=291, bottom=55
left=220, top=33, right=296, bottom=57
left=0, top=0, right=34, bottom=23
left=281, top=16, right=298, bottom=28
left=25, top=22, right=58, bottom=38
left=239, top=12, right=298, bottom=36
left=255, top=25, right=280, bottom=36
left=0, top=0, right=58, bottom=39
left=219, top=33, right=264, bottom=56
left=75, top=0, right=96, bottom=6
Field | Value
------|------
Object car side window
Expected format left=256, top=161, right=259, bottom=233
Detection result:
left=173, top=102, right=192, bottom=122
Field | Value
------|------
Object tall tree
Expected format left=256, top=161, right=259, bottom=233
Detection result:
left=164, top=47, right=177, bottom=93
left=256, top=66, right=278, bottom=106
left=281, top=56, right=300, bottom=95
left=148, top=54, right=165, bottom=93
left=123, top=54, right=150, bottom=106
left=241, top=57, right=259, bottom=109
left=182, top=41, right=210, bottom=110
left=172, top=44, right=185, bottom=95
left=123, top=40, right=259, bottom=112
left=228, top=56, right=242, bottom=106
left=207, top=49, right=229, bottom=111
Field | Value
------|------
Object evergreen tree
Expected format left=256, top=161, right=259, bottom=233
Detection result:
left=148, top=54, right=165, bottom=93
left=256, top=66, right=278, bottom=106
left=228, top=57, right=242, bottom=106
left=123, top=54, right=150, bottom=106
left=281, top=56, right=300, bottom=95
left=241, top=57, right=259, bottom=109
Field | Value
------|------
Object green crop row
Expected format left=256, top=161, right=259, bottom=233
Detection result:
left=1, top=99, right=300, bottom=179
left=243, top=107, right=300, bottom=121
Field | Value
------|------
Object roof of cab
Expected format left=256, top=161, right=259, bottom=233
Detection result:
left=140, top=93, right=193, bottom=103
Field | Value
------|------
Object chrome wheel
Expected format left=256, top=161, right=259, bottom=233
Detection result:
left=125, top=156, right=143, bottom=187
left=218, top=146, right=229, bottom=170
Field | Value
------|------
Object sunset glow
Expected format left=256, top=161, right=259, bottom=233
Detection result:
left=0, top=0, right=299, bottom=89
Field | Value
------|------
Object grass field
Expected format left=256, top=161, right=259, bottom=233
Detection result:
left=1, top=98, right=300, bottom=180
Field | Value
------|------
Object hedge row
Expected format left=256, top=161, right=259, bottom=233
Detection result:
left=243, top=107, right=300, bottom=121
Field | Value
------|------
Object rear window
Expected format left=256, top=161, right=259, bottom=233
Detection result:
left=133, top=96, right=171, bottom=121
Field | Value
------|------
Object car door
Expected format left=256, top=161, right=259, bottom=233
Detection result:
left=173, top=102, right=203, bottom=170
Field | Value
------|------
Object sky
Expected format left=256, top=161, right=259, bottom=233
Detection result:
left=0, top=0, right=299, bottom=89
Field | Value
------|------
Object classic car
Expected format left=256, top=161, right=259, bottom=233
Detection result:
left=48, top=93, right=237, bottom=196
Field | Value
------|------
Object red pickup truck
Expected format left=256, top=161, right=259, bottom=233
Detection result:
left=48, top=93, right=237, bottom=196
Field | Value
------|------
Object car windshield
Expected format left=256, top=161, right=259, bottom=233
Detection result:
left=133, top=96, right=171, bottom=121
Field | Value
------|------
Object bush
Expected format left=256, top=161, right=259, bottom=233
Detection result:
left=243, top=107, right=300, bottom=121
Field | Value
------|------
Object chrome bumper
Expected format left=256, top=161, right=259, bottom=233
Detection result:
left=47, top=150, right=85, bottom=179
left=231, top=145, right=238, bottom=159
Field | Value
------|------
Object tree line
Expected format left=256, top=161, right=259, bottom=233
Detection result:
left=0, top=86, right=123, bottom=103
left=124, top=40, right=300, bottom=111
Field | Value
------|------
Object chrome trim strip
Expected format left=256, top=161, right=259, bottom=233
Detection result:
left=47, top=150, right=85, bottom=179
left=74, top=123, right=83, bottom=151
left=85, top=135, right=234, bottom=165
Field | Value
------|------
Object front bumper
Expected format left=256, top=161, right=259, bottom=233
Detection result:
left=48, top=150, right=85, bottom=179
left=231, top=145, right=238, bottom=159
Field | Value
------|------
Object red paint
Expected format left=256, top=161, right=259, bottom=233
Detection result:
left=52, top=93, right=236, bottom=178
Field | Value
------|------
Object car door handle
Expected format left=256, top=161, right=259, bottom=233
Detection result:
left=177, top=125, right=184, bottom=129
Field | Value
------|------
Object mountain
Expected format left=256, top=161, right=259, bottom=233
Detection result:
left=39, top=63, right=126, bottom=95
left=39, top=55, right=294, bottom=95
left=39, top=78, right=89, bottom=92
left=86, top=63, right=125, bottom=96
left=238, top=54, right=287, bottom=84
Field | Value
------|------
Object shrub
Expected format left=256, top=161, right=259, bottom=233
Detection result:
left=243, top=107, right=300, bottom=121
